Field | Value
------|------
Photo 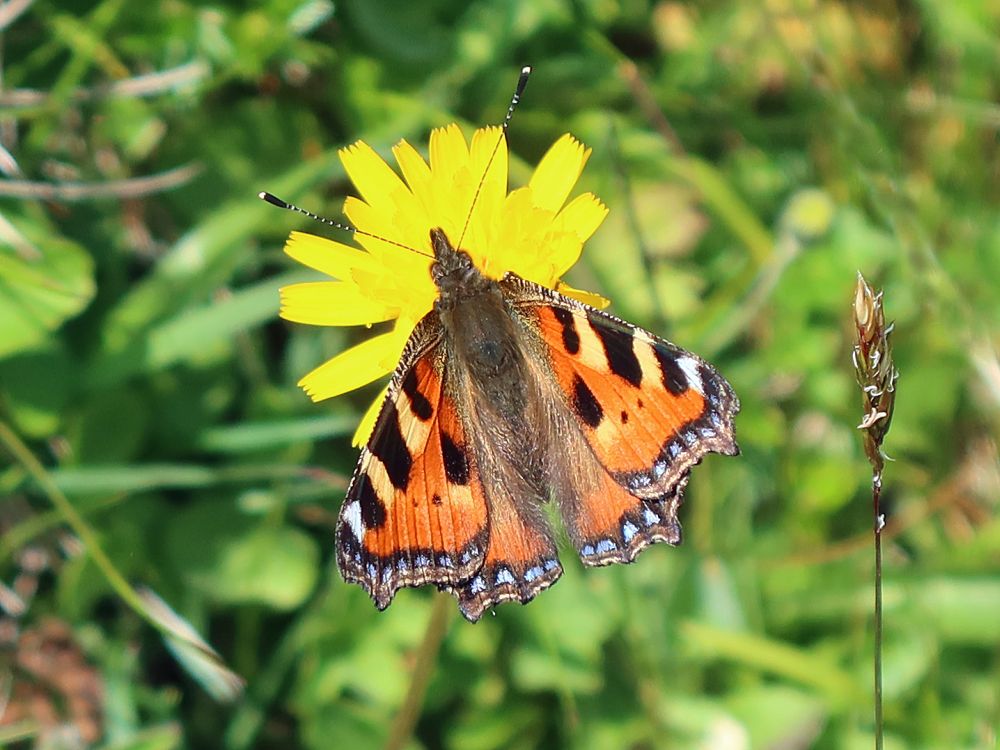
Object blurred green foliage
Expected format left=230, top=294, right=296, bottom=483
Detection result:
left=1, top=1, right=999, bottom=748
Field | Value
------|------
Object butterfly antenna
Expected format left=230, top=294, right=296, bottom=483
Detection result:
left=457, top=65, right=531, bottom=248
left=258, top=191, right=432, bottom=258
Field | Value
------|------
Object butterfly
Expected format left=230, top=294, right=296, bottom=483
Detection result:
left=335, top=223, right=740, bottom=622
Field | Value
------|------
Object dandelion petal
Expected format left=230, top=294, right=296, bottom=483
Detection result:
left=340, top=141, right=413, bottom=217
left=529, top=135, right=592, bottom=214
left=280, top=282, right=396, bottom=326
left=393, top=140, right=432, bottom=198
left=284, top=232, right=376, bottom=280
left=352, top=385, right=389, bottom=447
left=558, top=192, right=608, bottom=242
left=557, top=281, right=610, bottom=309
left=549, top=193, right=609, bottom=277
left=296, top=331, right=403, bottom=402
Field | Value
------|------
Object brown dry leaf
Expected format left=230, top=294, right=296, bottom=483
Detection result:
left=0, top=619, right=104, bottom=745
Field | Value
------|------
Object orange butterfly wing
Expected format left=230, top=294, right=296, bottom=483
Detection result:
left=337, top=320, right=490, bottom=611
left=530, top=299, right=739, bottom=492
left=338, top=274, right=739, bottom=614
left=562, top=465, right=689, bottom=566
left=505, top=276, right=740, bottom=564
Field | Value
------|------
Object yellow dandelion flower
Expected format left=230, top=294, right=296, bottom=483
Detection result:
left=279, top=125, right=609, bottom=445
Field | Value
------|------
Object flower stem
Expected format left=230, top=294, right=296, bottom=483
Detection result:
left=0, top=420, right=157, bottom=631
left=873, top=472, right=884, bottom=750
left=382, top=591, right=452, bottom=750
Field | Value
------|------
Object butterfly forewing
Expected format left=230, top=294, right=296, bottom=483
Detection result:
left=336, top=317, right=489, bottom=610
left=509, top=277, right=739, bottom=493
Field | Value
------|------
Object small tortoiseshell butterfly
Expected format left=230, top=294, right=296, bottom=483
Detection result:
left=268, top=68, right=739, bottom=622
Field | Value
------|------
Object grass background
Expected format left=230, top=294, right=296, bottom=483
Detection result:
left=1, top=1, right=999, bottom=748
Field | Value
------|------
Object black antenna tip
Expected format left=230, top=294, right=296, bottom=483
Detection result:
left=259, top=191, right=289, bottom=209
left=516, top=66, right=531, bottom=95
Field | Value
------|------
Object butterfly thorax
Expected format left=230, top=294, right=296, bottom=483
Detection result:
left=429, top=228, right=497, bottom=311
left=429, top=226, right=524, bottom=379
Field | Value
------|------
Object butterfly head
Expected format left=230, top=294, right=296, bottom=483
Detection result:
left=430, top=227, right=493, bottom=311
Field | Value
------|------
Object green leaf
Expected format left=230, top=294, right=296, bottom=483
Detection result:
left=726, top=685, right=825, bottom=748
left=165, top=503, right=319, bottom=610
left=209, top=525, right=320, bottom=610
left=68, top=386, right=149, bottom=463
left=0, top=235, right=95, bottom=359
left=97, top=156, right=338, bottom=361
left=97, top=724, right=183, bottom=750
left=88, top=270, right=315, bottom=387
left=0, top=346, right=76, bottom=436
left=914, top=577, right=1000, bottom=646
left=197, top=414, right=355, bottom=453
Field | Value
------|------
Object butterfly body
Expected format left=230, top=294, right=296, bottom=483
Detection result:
left=336, top=228, right=739, bottom=622
left=432, top=230, right=535, bottom=432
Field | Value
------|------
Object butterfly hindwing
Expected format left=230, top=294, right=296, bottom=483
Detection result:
left=450, top=491, right=563, bottom=621
left=562, top=463, right=688, bottom=566
left=337, top=317, right=489, bottom=611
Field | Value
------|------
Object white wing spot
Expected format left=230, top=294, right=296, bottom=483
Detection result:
left=677, top=356, right=705, bottom=396
left=622, top=521, right=639, bottom=543
left=343, top=501, right=365, bottom=541
left=630, top=473, right=652, bottom=489
left=495, top=567, right=516, bottom=586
